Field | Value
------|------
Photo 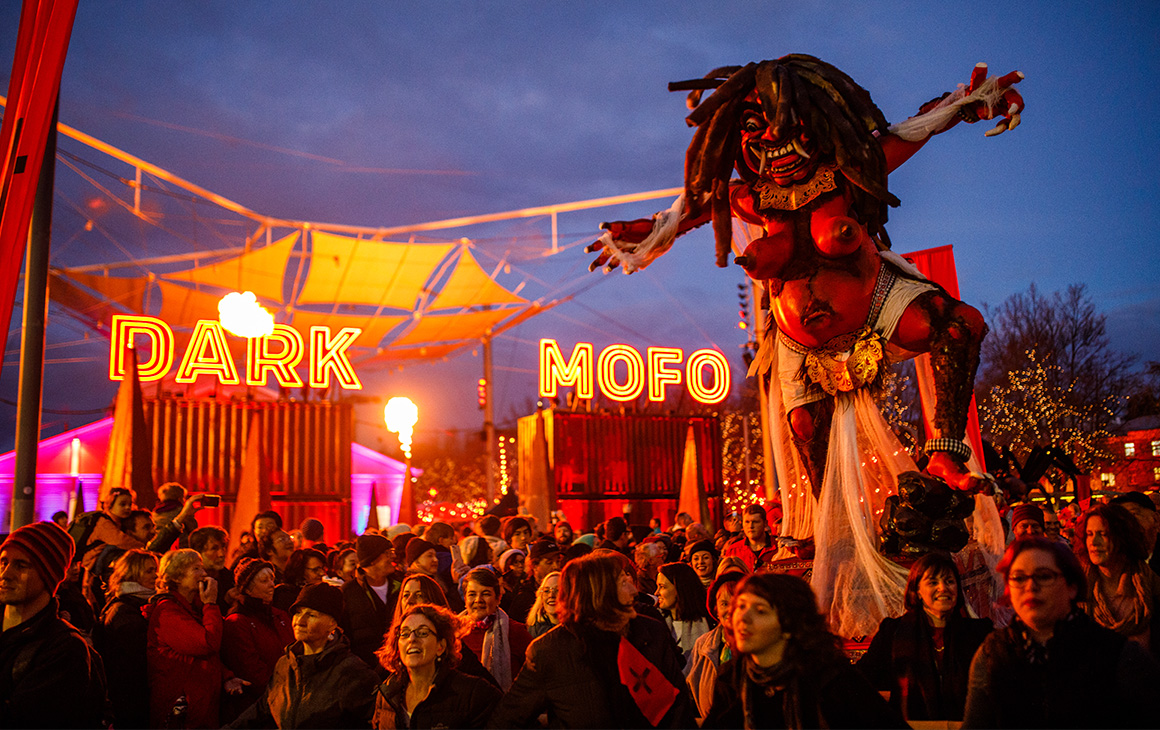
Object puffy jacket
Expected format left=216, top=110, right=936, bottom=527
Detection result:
left=372, top=663, right=501, bottom=729
left=222, top=596, right=294, bottom=721
left=145, top=591, right=230, bottom=728
left=228, top=632, right=379, bottom=729
left=487, top=616, right=697, bottom=729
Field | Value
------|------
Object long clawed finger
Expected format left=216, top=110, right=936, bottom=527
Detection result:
left=968, top=62, right=988, bottom=93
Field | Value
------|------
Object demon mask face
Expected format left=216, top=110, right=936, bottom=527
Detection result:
left=737, top=93, right=821, bottom=187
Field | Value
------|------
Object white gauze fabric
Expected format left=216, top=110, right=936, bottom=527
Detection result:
left=811, top=389, right=914, bottom=638
left=887, top=76, right=1012, bottom=142
left=595, top=194, right=686, bottom=274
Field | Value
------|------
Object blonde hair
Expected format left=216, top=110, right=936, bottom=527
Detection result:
left=107, top=549, right=159, bottom=599
left=157, top=549, right=203, bottom=593
left=525, top=571, right=561, bottom=627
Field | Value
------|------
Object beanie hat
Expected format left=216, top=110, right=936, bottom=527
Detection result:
left=385, top=523, right=412, bottom=540
left=234, top=558, right=274, bottom=593
left=405, top=538, right=437, bottom=567
left=683, top=539, right=718, bottom=563
left=300, top=518, right=324, bottom=542
left=393, top=533, right=416, bottom=561
left=1012, top=503, right=1045, bottom=529
left=356, top=533, right=392, bottom=567
left=290, top=582, right=344, bottom=621
left=459, top=535, right=483, bottom=564
left=562, top=542, right=592, bottom=563
left=2, top=521, right=73, bottom=594
left=498, top=548, right=526, bottom=572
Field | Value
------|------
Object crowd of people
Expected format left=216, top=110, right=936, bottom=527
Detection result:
left=4, top=483, right=1160, bottom=728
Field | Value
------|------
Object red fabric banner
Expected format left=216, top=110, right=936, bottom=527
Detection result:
left=0, top=0, right=78, bottom=374
left=617, top=635, right=679, bottom=727
left=900, top=246, right=987, bottom=472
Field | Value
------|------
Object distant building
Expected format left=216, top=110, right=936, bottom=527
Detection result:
left=1093, top=415, right=1160, bottom=494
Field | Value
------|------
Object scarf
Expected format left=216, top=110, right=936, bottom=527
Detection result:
left=1088, top=564, right=1155, bottom=639
left=475, top=608, right=513, bottom=691
left=741, top=658, right=797, bottom=730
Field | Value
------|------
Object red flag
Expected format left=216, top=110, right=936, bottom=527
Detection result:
left=228, top=413, right=272, bottom=560
left=100, top=345, right=154, bottom=509
left=617, top=636, right=679, bottom=727
left=0, top=0, right=79, bottom=376
left=901, top=245, right=986, bottom=472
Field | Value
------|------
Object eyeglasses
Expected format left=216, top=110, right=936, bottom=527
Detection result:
left=399, top=627, right=434, bottom=641
left=540, top=587, right=559, bottom=597
left=1007, top=570, right=1062, bottom=588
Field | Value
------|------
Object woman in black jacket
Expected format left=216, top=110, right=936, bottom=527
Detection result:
left=487, top=551, right=697, bottom=729
left=95, top=549, right=159, bottom=729
left=856, top=552, right=992, bottom=722
left=704, top=573, right=906, bottom=729
left=372, top=603, right=501, bottom=729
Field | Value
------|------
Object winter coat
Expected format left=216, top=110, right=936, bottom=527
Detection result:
left=96, top=588, right=152, bottom=728
left=228, top=632, right=379, bottom=729
left=222, top=596, right=295, bottom=721
left=855, top=610, right=992, bottom=721
left=145, top=590, right=231, bottom=728
left=720, top=535, right=778, bottom=572
left=372, top=663, right=501, bottom=729
left=342, top=574, right=399, bottom=670
left=686, top=624, right=729, bottom=722
left=962, top=611, right=1160, bottom=728
left=487, top=616, right=698, bottom=729
left=703, top=654, right=906, bottom=729
left=0, top=597, right=108, bottom=729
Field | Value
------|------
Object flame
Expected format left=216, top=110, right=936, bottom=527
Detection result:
left=218, top=291, right=275, bottom=338
left=384, top=396, right=418, bottom=458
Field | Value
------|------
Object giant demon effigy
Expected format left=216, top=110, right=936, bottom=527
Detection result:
left=588, top=56, right=1023, bottom=636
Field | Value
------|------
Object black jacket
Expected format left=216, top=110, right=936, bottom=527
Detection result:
left=704, top=654, right=906, bottom=729
left=856, top=610, right=992, bottom=721
left=962, top=611, right=1160, bottom=728
left=341, top=574, right=399, bottom=670
left=95, top=591, right=152, bottom=728
left=372, top=663, right=501, bottom=729
left=0, top=597, right=109, bottom=729
left=487, top=616, right=697, bottom=729
left=228, top=632, right=379, bottom=729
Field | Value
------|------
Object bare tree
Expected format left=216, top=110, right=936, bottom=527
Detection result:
left=978, top=283, right=1136, bottom=471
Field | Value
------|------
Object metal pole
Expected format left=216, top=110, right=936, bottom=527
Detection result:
left=483, top=336, right=496, bottom=503
left=11, top=101, right=58, bottom=530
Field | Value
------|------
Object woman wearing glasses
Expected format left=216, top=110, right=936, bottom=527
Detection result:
left=963, top=537, right=1160, bottom=728
left=372, top=604, right=501, bottom=729
left=525, top=571, right=561, bottom=638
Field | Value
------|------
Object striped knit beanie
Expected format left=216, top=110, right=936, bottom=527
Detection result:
left=2, top=521, right=74, bottom=594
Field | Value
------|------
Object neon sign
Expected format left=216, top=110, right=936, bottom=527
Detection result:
left=539, top=338, right=730, bottom=405
left=109, top=314, right=363, bottom=390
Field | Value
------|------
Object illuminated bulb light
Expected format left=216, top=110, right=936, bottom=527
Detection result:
left=218, top=291, right=275, bottom=338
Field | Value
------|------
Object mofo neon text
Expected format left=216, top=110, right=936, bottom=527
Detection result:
left=538, top=339, right=730, bottom=405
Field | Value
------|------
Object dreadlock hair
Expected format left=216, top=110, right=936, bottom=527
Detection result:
left=669, top=54, right=899, bottom=267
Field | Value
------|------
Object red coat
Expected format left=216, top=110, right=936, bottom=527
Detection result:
left=721, top=535, right=779, bottom=572
left=145, top=591, right=230, bottom=729
left=222, top=597, right=294, bottom=711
